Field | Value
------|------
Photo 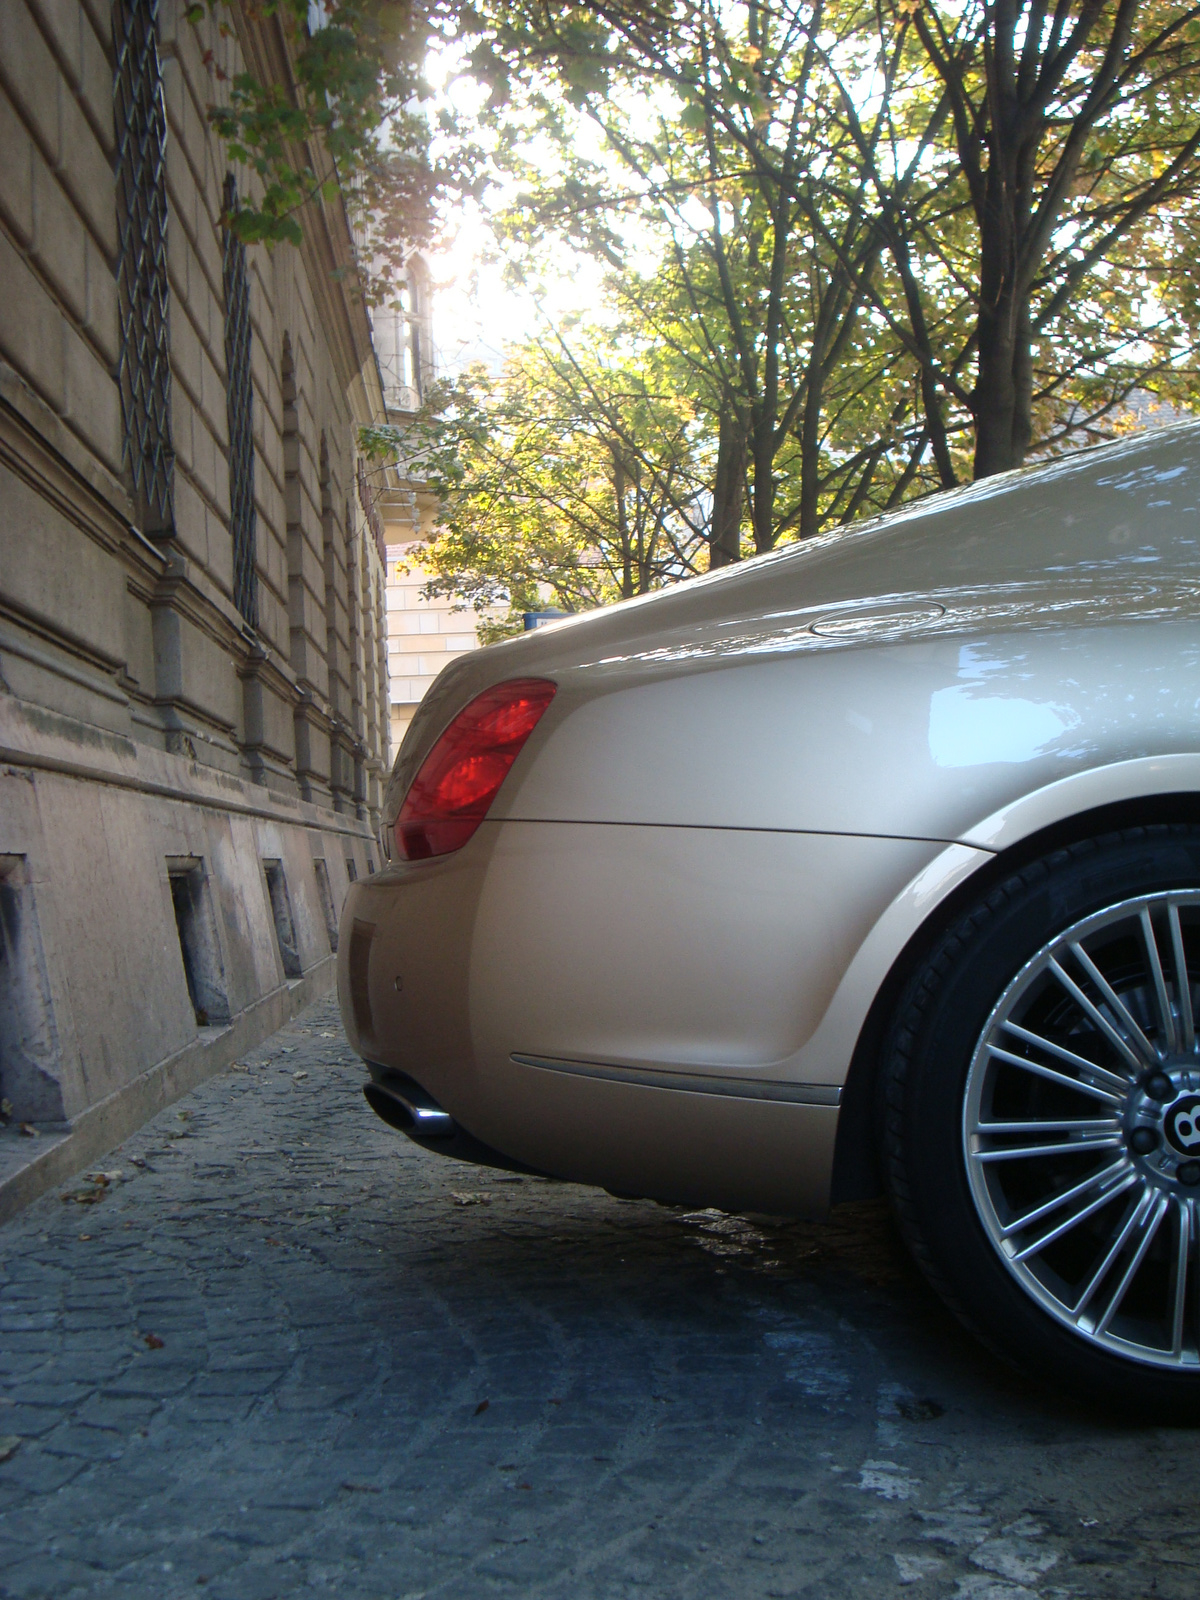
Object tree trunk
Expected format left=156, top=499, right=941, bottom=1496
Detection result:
left=971, top=182, right=1039, bottom=478
left=750, top=410, right=776, bottom=554
left=798, top=368, right=823, bottom=539
left=971, top=302, right=1022, bottom=478
left=612, top=446, right=634, bottom=598
left=970, top=93, right=1025, bottom=479
left=710, top=404, right=746, bottom=567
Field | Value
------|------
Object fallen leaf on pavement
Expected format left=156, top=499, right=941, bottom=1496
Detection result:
left=897, top=1398, right=944, bottom=1422
left=292, top=1071, right=309, bottom=1080
left=77, top=1234, right=92, bottom=1242
left=451, top=1192, right=492, bottom=1206
left=18, top=1124, right=37, bottom=1137
left=474, top=1400, right=490, bottom=1416
left=143, top=1333, right=164, bottom=1350
left=0, top=1437, right=21, bottom=1463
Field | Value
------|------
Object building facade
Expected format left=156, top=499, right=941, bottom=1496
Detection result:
left=380, top=461, right=488, bottom=756
left=383, top=529, right=487, bottom=754
left=0, top=0, right=391, bottom=1212
left=367, top=259, right=489, bottom=751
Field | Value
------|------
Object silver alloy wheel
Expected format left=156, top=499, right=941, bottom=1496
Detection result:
left=964, top=891, right=1200, bottom=1369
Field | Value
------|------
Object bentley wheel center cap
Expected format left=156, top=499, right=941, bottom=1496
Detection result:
left=1164, top=1093, right=1200, bottom=1157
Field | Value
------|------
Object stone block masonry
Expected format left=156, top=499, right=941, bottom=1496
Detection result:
left=0, top=0, right=394, bottom=1212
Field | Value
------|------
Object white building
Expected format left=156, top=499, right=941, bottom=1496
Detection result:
left=371, top=260, right=488, bottom=752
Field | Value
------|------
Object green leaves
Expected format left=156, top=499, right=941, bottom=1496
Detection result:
left=364, top=336, right=712, bottom=632
left=888, top=0, right=1200, bottom=473
left=455, top=0, right=962, bottom=548
left=193, top=0, right=442, bottom=260
left=455, top=0, right=1200, bottom=516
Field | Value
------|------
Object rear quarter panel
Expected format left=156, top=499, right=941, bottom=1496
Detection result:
left=492, top=620, right=1200, bottom=840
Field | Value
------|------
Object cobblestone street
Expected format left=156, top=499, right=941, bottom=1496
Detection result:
left=1, top=995, right=1199, bottom=1600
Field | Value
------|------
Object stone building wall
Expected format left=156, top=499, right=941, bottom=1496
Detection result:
left=0, top=0, right=392, bottom=1214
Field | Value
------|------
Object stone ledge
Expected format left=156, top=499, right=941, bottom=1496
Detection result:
left=0, top=956, right=336, bottom=1224
left=0, top=358, right=138, bottom=536
left=0, top=692, right=380, bottom=843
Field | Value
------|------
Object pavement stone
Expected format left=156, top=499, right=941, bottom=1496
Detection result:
left=1, top=993, right=1200, bottom=1597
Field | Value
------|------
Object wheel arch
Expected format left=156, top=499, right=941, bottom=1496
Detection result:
left=831, top=786, right=1200, bottom=1203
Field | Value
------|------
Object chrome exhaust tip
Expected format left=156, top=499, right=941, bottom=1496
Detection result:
left=362, top=1064, right=545, bottom=1178
left=363, top=1076, right=454, bottom=1139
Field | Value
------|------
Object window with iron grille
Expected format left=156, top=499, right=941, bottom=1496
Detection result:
left=223, top=173, right=258, bottom=627
left=112, top=0, right=173, bottom=533
left=356, top=457, right=387, bottom=565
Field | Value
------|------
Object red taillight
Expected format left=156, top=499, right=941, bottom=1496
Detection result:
left=393, top=678, right=557, bottom=860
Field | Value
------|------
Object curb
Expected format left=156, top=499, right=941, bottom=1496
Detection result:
left=0, top=960, right=336, bottom=1226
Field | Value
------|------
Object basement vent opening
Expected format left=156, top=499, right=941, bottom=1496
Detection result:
left=312, top=857, right=338, bottom=952
left=263, top=860, right=302, bottom=978
left=167, top=858, right=230, bottom=1027
left=0, top=855, right=66, bottom=1124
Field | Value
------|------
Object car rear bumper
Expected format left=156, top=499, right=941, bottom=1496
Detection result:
left=338, top=819, right=944, bottom=1215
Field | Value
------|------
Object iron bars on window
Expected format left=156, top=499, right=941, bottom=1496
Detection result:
left=113, top=0, right=173, bottom=534
left=357, top=458, right=386, bottom=567
left=223, top=174, right=258, bottom=627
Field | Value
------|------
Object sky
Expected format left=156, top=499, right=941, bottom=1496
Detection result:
left=419, top=41, right=624, bottom=379
left=427, top=201, right=611, bottom=378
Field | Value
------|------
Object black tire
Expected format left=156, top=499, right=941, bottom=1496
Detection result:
left=883, top=825, right=1200, bottom=1418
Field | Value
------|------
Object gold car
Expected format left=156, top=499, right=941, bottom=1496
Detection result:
left=342, top=423, right=1200, bottom=1413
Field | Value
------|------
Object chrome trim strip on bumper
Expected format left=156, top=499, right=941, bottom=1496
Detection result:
left=511, top=1053, right=841, bottom=1106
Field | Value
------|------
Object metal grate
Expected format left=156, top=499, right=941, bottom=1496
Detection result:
left=223, top=173, right=258, bottom=626
left=113, top=0, right=174, bottom=533
left=356, top=457, right=387, bottom=564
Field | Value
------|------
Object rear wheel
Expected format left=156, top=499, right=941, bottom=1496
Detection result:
left=883, top=827, right=1200, bottom=1414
